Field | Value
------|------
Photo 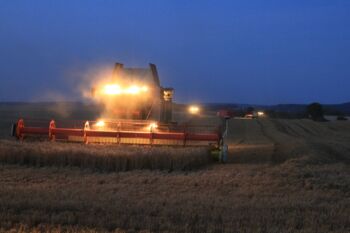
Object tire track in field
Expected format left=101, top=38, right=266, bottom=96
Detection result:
left=263, top=119, right=350, bottom=164
left=255, top=119, right=289, bottom=163
left=293, top=121, right=317, bottom=137
left=227, top=118, right=350, bottom=164
left=228, top=119, right=274, bottom=163
left=287, top=120, right=350, bottom=163
left=256, top=119, right=314, bottom=163
left=309, top=140, right=350, bottom=164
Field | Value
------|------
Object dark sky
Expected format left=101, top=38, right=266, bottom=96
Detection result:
left=1, top=0, right=349, bottom=104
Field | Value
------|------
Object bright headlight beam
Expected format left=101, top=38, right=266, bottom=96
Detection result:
left=102, top=84, right=149, bottom=95
left=257, top=111, right=265, bottom=116
left=95, top=120, right=105, bottom=127
left=104, top=84, right=121, bottom=95
left=147, top=122, right=158, bottom=131
left=126, top=85, right=140, bottom=95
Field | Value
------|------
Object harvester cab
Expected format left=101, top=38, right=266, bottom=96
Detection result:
left=91, top=63, right=174, bottom=123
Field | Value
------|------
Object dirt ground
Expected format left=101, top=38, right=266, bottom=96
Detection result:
left=0, top=111, right=350, bottom=232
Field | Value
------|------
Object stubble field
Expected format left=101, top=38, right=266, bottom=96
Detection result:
left=0, top=103, right=349, bottom=232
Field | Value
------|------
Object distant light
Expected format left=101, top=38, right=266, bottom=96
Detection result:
left=189, top=105, right=200, bottom=115
left=257, top=111, right=265, bottom=116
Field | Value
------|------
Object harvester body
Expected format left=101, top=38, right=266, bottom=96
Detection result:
left=12, top=63, right=223, bottom=148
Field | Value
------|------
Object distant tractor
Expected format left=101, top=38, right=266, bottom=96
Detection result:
left=244, top=107, right=255, bottom=119
left=244, top=107, right=265, bottom=119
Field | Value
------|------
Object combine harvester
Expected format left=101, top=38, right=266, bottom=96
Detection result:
left=12, top=63, right=232, bottom=161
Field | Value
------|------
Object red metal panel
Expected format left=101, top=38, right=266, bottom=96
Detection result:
left=16, top=119, right=221, bottom=146
left=85, top=130, right=119, bottom=138
left=21, top=127, right=49, bottom=135
left=52, top=128, right=84, bottom=137
left=20, top=127, right=219, bottom=142
left=119, top=131, right=151, bottom=139
left=152, top=132, right=185, bottom=140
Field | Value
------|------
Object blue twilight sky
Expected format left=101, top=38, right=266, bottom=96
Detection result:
left=0, top=0, right=349, bottom=104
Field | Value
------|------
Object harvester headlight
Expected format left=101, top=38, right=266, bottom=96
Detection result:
left=102, top=84, right=149, bottom=95
left=95, top=120, right=105, bottom=128
left=148, top=122, right=158, bottom=131
left=126, top=85, right=140, bottom=95
left=104, top=84, right=121, bottom=95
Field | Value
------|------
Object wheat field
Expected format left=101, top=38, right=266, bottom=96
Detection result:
left=0, top=104, right=349, bottom=232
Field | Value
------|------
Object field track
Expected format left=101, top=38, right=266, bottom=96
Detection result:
left=0, top=117, right=350, bottom=232
left=228, top=118, right=350, bottom=164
